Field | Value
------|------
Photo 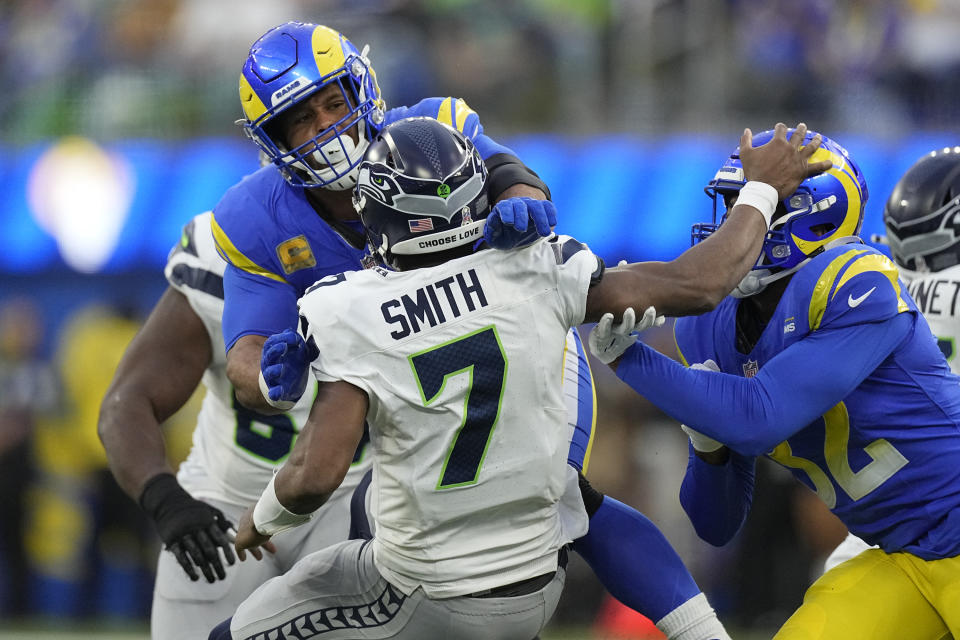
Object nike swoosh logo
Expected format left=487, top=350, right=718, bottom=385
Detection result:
left=848, top=286, right=877, bottom=308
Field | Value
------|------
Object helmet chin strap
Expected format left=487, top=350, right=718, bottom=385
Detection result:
left=731, top=236, right=861, bottom=298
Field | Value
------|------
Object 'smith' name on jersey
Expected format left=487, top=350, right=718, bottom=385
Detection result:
left=382, top=268, right=488, bottom=340
left=906, top=277, right=960, bottom=317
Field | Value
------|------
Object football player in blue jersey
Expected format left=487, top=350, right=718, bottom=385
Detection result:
left=825, top=146, right=960, bottom=572
left=590, top=129, right=960, bottom=639
left=213, top=21, right=556, bottom=416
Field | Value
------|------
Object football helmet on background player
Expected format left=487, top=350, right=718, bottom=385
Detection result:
left=354, top=117, right=489, bottom=270
left=239, top=22, right=385, bottom=190
left=883, top=147, right=960, bottom=273
left=692, top=129, right=868, bottom=296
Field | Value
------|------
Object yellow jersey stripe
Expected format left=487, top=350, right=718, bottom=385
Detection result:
left=453, top=99, right=475, bottom=132
left=808, top=249, right=868, bottom=330
left=210, top=215, right=288, bottom=284
left=673, top=321, right=690, bottom=367
left=831, top=253, right=909, bottom=313
left=581, top=356, right=598, bottom=475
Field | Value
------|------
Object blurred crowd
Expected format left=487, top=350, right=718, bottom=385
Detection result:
left=3, top=0, right=960, bottom=145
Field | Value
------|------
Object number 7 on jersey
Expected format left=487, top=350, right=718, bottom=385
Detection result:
left=409, top=326, right=508, bottom=489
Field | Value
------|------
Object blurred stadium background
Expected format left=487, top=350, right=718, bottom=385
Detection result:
left=2, top=0, right=959, bottom=638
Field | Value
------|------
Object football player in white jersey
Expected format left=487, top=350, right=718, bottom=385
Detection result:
left=218, top=117, right=828, bottom=640
left=97, top=212, right=373, bottom=638
left=825, top=146, right=960, bottom=573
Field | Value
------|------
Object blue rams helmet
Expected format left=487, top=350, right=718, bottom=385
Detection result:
left=693, top=129, right=867, bottom=295
left=354, top=118, right=489, bottom=270
left=239, top=22, right=385, bottom=190
left=884, top=147, right=960, bottom=272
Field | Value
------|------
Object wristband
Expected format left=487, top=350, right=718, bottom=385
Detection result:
left=252, top=474, right=314, bottom=536
left=734, top=181, right=779, bottom=228
left=258, top=370, right=296, bottom=411
left=680, top=424, right=725, bottom=453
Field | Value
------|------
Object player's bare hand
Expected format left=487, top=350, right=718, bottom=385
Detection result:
left=234, top=506, right=277, bottom=561
left=740, top=122, right=833, bottom=200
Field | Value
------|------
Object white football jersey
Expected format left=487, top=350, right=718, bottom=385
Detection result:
left=164, top=211, right=371, bottom=506
left=298, top=235, right=598, bottom=598
left=900, top=264, right=960, bottom=374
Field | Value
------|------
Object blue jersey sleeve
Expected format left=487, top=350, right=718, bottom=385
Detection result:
left=678, top=443, right=757, bottom=546
left=221, top=264, right=298, bottom=352
left=617, top=312, right=915, bottom=456
left=385, top=97, right=516, bottom=159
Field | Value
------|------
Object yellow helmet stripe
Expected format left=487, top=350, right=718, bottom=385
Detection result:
left=239, top=73, right=268, bottom=123
left=808, top=248, right=868, bottom=330
left=311, top=25, right=347, bottom=76
left=831, top=253, right=909, bottom=313
left=210, top=215, right=288, bottom=284
left=793, top=147, right=863, bottom=256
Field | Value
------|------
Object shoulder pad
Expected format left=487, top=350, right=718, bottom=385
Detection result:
left=806, top=248, right=911, bottom=331
left=164, top=211, right=226, bottom=299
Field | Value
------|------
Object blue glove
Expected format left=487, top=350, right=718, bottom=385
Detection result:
left=258, top=328, right=317, bottom=410
left=483, top=197, right=557, bottom=250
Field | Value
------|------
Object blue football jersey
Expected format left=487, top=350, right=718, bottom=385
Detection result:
left=211, top=97, right=514, bottom=350
left=674, top=243, right=960, bottom=559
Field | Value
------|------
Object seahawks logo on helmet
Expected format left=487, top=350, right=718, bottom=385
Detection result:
left=354, top=117, right=490, bottom=270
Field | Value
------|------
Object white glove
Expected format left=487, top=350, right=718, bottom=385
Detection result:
left=680, top=359, right=726, bottom=453
left=588, top=306, right=663, bottom=364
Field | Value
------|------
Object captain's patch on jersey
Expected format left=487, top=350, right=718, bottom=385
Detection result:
left=276, top=235, right=316, bottom=274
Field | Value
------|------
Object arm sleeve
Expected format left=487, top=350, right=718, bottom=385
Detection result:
left=222, top=264, right=299, bottom=351
left=678, top=443, right=757, bottom=546
left=616, top=312, right=914, bottom=456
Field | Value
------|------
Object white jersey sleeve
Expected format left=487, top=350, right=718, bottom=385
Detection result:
left=901, top=264, right=960, bottom=374
left=166, top=212, right=370, bottom=507
left=297, top=236, right=599, bottom=598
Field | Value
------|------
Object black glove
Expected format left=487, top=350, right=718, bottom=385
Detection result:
left=139, top=473, right=236, bottom=583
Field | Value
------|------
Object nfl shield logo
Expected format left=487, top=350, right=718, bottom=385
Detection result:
left=742, top=359, right=759, bottom=378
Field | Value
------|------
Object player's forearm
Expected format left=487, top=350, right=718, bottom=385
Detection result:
left=663, top=205, right=767, bottom=313
left=226, top=335, right=284, bottom=415
left=98, top=391, right=174, bottom=501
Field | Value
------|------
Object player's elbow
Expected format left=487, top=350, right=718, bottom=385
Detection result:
left=679, top=494, right=741, bottom=547
left=96, top=386, right=126, bottom=445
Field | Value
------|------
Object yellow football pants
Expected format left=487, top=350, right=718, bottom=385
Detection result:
left=775, top=548, right=959, bottom=640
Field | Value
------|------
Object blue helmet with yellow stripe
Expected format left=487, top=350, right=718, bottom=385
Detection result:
left=239, top=22, right=385, bottom=190
left=694, top=129, right=868, bottom=286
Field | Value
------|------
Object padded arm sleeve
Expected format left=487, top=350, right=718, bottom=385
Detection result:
left=617, top=312, right=914, bottom=456
left=222, top=264, right=299, bottom=352
left=485, top=152, right=552, bottom=201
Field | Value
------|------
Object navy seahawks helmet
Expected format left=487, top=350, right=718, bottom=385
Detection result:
left=354, top=118, right=489, bottom=270
left=239, top=22, right=385, bottom=190
left=884, top=147, right=960, bottom=272
left=693, top=129, right=867, bottom=295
